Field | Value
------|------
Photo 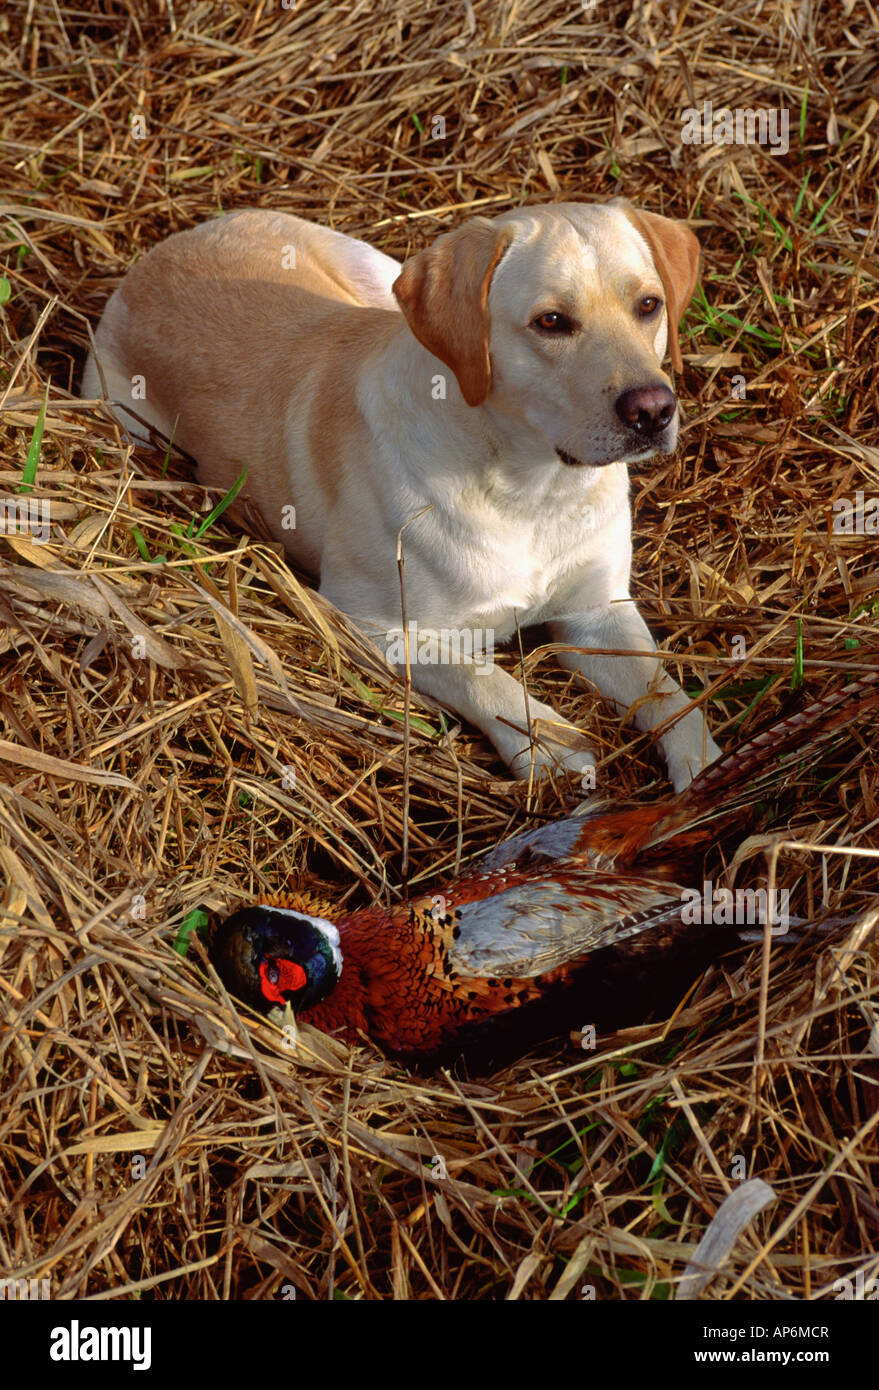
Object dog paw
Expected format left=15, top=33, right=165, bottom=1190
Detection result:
left=509, top=738, right=597, bottom=785
left=666, top=735, right=722, bottom=793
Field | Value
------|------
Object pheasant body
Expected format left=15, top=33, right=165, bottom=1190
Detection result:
left=209, top=673, right=879, bottom=1064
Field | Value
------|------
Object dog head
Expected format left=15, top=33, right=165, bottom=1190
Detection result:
left=392, top=198, right=700, bottom=468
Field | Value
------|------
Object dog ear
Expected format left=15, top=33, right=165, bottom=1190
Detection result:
left=615, top=202, right=700, bottom=373
left=393, top=218, right=513, bottom=406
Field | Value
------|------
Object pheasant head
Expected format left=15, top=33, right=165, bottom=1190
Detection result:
left=210, top=892, right=343, bottom=1018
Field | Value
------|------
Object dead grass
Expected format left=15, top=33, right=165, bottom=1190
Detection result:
left=1, top=0, right=878, bottom=1301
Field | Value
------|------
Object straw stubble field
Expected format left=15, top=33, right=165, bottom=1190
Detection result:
left=1, top=0, right=878, bottom=1301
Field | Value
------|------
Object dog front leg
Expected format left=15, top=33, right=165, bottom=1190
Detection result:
left=384, top=646, right=597, bottom=782
left=549, top=602, right=721, bottom=791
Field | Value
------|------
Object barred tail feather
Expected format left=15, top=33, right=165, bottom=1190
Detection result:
left=679, top=671, right=879, bottom=813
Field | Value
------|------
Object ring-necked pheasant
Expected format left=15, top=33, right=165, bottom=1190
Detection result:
left=209, top=673, right=879, bottom=1066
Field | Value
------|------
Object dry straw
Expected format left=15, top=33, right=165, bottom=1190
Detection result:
left=1, top=0, right=878, bottom=1300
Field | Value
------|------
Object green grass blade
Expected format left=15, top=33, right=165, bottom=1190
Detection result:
left=790, top=617, right=804, bottom=691
left=131, top=524, right=152, bottom=562
left=19, top=381, right=48, bottom=493
left=194, top=466, right=248, bottom=539
left=808, top=187, right=839, bottom=233
left=793, top=171, right=811, bottom=219
left=172, top=907, right=210, bottom=957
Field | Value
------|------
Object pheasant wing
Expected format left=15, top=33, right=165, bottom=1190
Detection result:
left=476, top=799, right=611, bottom=875
left=447, top=871, right=688, bottom=979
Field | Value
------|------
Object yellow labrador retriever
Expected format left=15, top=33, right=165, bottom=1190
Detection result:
left=82, top=199, right=720, bottom=789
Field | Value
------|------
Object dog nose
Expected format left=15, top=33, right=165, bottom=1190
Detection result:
left=614, top=385, right=676, bottom=435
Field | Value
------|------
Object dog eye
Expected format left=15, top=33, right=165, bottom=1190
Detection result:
left=531, top=311, right=575, bottom=333
left=637, top=296, right=662, bottom=317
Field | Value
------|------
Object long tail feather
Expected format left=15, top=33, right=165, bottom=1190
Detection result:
left=477, top=673, right=879, bottom=875
left=678, top=671, right=879, bottom=811
left=629, top=670, right=879, bottom=858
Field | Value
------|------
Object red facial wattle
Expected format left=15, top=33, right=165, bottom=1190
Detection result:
left=259, top=956, right=307, bottom=1004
